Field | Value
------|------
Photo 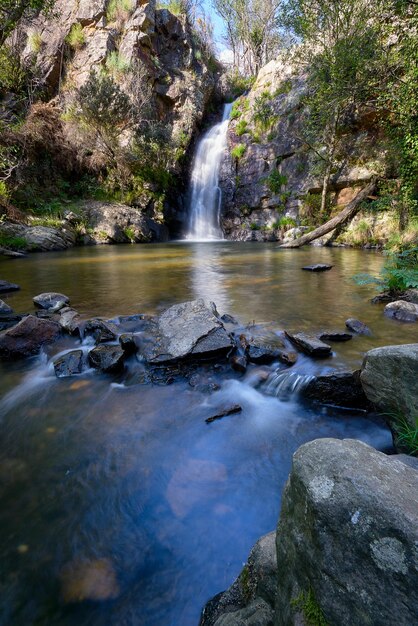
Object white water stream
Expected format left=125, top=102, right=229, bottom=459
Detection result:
left=186, top=103, right=232, bottom=240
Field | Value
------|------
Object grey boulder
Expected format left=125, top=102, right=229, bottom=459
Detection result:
left=83, top=319, right=118, bottom=343
left=274, top=439, right=418, bottom=626
left=345, top=318, right=371, bottom=335
left=284, top=332, right=331, bottom=357
left=360, top=344, right=418, bottom=430
left=0, top=280, right=20, bottom=293
left=142, top=299, right=233, bottom=364
left=88, top=345, right=125, bottom=373
left=33, top=292, right=70, bottom=310
left=384, top=300, right=418, bottom=322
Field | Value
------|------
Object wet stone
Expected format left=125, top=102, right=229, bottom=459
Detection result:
left=83, top=319, right=118, bottom=343
left=384, top=300, right=418, bottom=323
left=33, top=292, right=70, bottom=310
left=302, top=264, right=333, bottom=272
left=0, top=299, right=13, bottom=314
left=0, top=280, right=20, bottom=293
left=88, top=345, right=125, bottom=373
left=302, top=371, right=370, bottom=410
left=0, top=315, right=60, bottom=358
left=230, top=354, right=247, bottom=373
left=119, top=333, right=139, bottom=354
left=220, top=313, right=238, bottom=325
left=59, top=307, right=81, bottom=335
left=0, top=313, right=22, bottom=331
left=285, top=331, right=332, bottom=357
left=319, top=331, right=353, bottom=342
left=54, top=350, right=84, bottom=378
left=345, top=318, right=372, bottom=335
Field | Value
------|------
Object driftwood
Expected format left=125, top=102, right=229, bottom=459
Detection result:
left=280, top=178, right=377, bottom=248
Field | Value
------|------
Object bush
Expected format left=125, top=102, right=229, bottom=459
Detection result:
left=0, top=234, right=27, bottom=250
left=391, top=414, right=418, bottom=456
left=273, top=216, right=297, bottom=230
left=106, top=0, right=134, bottom=23
left=354, top=246, right=418, bottom=292
left=231, top=143, right=246, bottom=160
left=28, top=32, right=43, bottom=54
left=235, top=120, right=248, bottom=136
left=66, top=23, right=85, bottom=50
left=106, top=51, right=130, bottom=77
left=0, top=46, right=26, bottom=91
left=265, top=170, right=287, bottom=194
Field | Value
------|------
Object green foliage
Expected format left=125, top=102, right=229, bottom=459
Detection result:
left=231, top=143, right=246, bottom=160
left=105, top=51, right=130, bottom=77
left=273, top=216, right=297, bottom=230
left=291, top=588, right=328, bottom=626
left=235, top=119, right=248, bottom=136
left=227, top=71, right=256, bottom=99
left=265, top=170, right=287, bottom=193
left=273, top=79, right=292, bottom=97
left=249, top=221, right=260, bottom=230
left=66, top=23, right=85, bottom=50
left=0, top=180, right=9, bottom=199
left=28, top=31, right=43, bottom=54
left=0, top=0, right=55, bottom=48
left=76, top=71, right=131, bottom=136
left=106, top=0, right=134, bottom=23
left=0, top=45, right=26, bottom=91
left=390, top=414, right=418, bottom=457
left=354, top=247, right=418, bottom=292
left=253, top=90, right=277, bottom=132
left=0, top=233, right=27, bottom=250
left=124, top=226, right=136, bottom=242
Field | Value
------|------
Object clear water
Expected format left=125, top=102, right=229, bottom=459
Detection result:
left=0, top=243, right=415, bottom=626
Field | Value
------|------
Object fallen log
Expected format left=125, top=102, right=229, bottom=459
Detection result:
left=280, top=178, right=377, bottom=248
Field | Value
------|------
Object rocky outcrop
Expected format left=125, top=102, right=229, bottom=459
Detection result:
left=0, top=315, right=60, bottom=358
left=360, top=344, right=418, bottom=430
left=0, top=222, right=77, bottom=252
left=219, top=58, right=389, bottom=241
left=141, top=299, right=233, bottom=364
left=204, top=439, right=418, bottom=626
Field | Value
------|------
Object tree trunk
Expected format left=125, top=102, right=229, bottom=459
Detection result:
left=280, top=179, right=377, bottom=248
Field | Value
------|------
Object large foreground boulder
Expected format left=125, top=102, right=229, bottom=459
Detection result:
left=360, top=344, right=418, bottom=428
left=274, top=439, right=418, bottom=625
left=142, top=300, right=233, bottom=364
left=0, top=315, right=60, bottom=358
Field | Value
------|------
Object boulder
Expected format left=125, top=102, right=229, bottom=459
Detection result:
left=142, top=300, right=233, bottom=364
left=83, top=319, right=118, bottom=343
left=246, top=338, right=285, bottom=365
left=0, top=313, right=23, bottom=331
left=0, top=299, right=13, bottom=314
left=345, top=318, right=371, bottom=335
left=59, top=307, right=81, bottom=335
left=0, top=222, right=76, bottom=251
left=318, top=331, right=352, bottom=342
left=53, top=350, right=84, bottom=378
left=274, top=439, right=418, bottom=625
left=360, top=344, right=418, bottom=429
left=302, top=371, right=370, bottom=410
left=230, top=354, right=247, bottom=373
left=200, top=532, right=277, bottom=626
left=119, top=333, right=139, bottom=354
left=384, top=300, right=418, bottom=322
left=0, top=315, right=60, bottom=358
left=284, top=332, right=331, bottom=357
left=33, top=292, right=70, bottom=310
left=0, top=280, right=20, bottom=293
left=301, top=264, right=333, bottom=272
left=88, top=345, right=125, bottom=373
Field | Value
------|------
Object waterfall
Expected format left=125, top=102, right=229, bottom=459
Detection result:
left=186, top=103, right=233, bottom=240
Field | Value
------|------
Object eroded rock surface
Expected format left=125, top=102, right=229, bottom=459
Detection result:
left=142, top=299, right=233, bottom=364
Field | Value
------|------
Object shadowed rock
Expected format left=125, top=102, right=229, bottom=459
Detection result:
left=318, top=331, right=352, bottom=342
left=0, top=280, right=20, bottom=293
left=345, top=318, right=371, bottom=335
left=301, top=264, right=333, bottom=272
left=142, top=299, right=233, bottom=364
left=88, top=345, right=125, bottom=373
left=302, top=371, right=370, bottom=410
left=0, top=315, right=60, bottom=358
left=83, top=319, right=118, bottom=343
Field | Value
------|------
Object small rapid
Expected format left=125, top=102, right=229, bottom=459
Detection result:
left=186, top=103, right=232, bottom=240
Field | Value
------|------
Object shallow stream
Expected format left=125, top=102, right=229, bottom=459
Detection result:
left=0, top=243, right=416, bottom=626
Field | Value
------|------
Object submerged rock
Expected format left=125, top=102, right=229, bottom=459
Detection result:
left=318, top=331, right=352, bottom=342
left=0, top=315, right=60, bottom=358
left=60, top=557, right=120, bottom=603
left=284, top=332, right=331, bottom=357
left=88, top=345, right=125, bottom=373
left=302, top=371, right=370, bottom=410
left=360, top=344, right=418, bottom=430
left=54, top=350, right=84, bottom=378
left=142, top=299, right=233, bottom=364
left=301, top=264, right=333, bottom=272
left=275, top=439, right=418, bottom=625
left=384, top=300, right=418, bottom=322
left=0, top=280, right=20, bottom=293
left=33, top=292, right=70, bottom=310
left=345, top=318, right=371, bottom=335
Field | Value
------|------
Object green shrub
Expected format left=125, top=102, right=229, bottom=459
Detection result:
left=231, top=143, right=246, bottom=160
left=66, top=23, right=85, bottom=50
left=249, top=222, right=260, bottom=230
left=156, top=0, right=185, bottom=15
left=28, top=32, right=43, bottom=54
left=265, top=170, right=288, bottom=194
left=124, top=226, right=135, bottom=241
left=273, top=79, right=292, bottom=97
left=273, top=216, right=297, bottom=230
left=227, top=71, right=256, bottom=99
left=0, top=46, right=26, bottom=91
left=354, top=246, right=418, bottom=292
left=106, top=0, right=134, bottom=22
left=235, top=120, right=248, bottom=136
left=0, top=181, right=9, bottom=199
left=106, top=51, right=130, bottom=77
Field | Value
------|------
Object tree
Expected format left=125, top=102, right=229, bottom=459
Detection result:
left=0, top=0, right=55, bottom=48
left=282, top=0, right=385, bottom=216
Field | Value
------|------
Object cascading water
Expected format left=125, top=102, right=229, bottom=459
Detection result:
left=186, top=103, right=233, bottom=240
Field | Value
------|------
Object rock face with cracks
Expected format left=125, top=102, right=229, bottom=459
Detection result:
left=142, top=299, right=233, bottom=364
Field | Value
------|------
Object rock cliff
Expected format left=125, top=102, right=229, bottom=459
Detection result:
left=220, top=58, right=390, bottom=243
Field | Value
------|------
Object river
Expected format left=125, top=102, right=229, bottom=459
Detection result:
left=0, top=242, right=415, bottom=626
